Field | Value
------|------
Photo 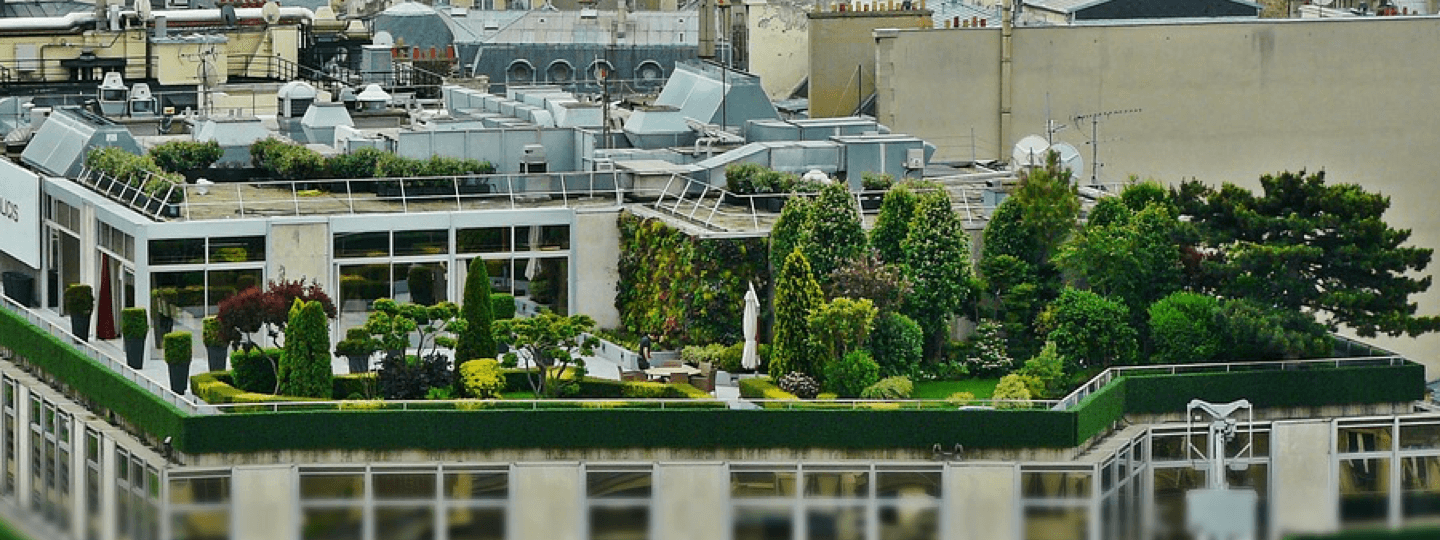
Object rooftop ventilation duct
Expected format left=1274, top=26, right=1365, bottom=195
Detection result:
left=276, top=81, right=318, bottom=119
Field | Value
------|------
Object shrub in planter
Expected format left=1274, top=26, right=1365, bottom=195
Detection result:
left=149, top=140, right=223, bottom=173
left=859, top=376, right=913, bottom=400
left=334, top=327, right=378, bottom=374
left=163, top=331, right=193, bottom=394
left=776, top=372, right=821, bottom=399
left=861, top=172, right=895, bottom=191
left=201, top=316, right=229, bottom=372
left=822, top=350, right=881, bottom=398
left=459, top=359, right=504, bottom=398
left=64, top=284, right=93, bottom=340
left=121, top=307, right=148, bottom=369
left=232, top=348, right=280, bottom=394
left=407, top=264, right=437, bottom=306
left=490, top=293, right=516, bottom=321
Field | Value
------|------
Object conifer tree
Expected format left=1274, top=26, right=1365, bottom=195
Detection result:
left=771, top=249, right=824, bottom=378
left=456, top=257, right=497, bottom=365
left=901, top=191, right=977, bottom=358
left=277, top=300, right=332, bottom=399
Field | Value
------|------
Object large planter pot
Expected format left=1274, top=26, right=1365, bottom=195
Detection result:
left=168, top=362, right=190, bottom=395
left=123, top=337, right=146, bottom=369
left=152, top=316, right=174, bottom=345
left=206, top=345, right=228, bottom=372
left=70, top=314, right=90, bottom=341
left=347, top=354, right=371, bottom=374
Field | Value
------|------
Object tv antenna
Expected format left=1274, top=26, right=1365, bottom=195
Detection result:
left=1072, top=107, right=1140, bottom=185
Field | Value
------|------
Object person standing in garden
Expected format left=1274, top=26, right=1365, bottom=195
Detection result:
left=638, top=332, right=654, bottom=370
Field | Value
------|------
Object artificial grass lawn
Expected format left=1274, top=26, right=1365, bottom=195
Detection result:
left=911, top=378, right=1002, bottom=400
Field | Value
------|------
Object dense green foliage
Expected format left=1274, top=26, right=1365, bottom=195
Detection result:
left=121, top=307, right=148, bottom=339
left=63, top=284, right=93, bottom=315
left=277, top=300, right=332, bottom=399
left=723, top=163, right=812, bottom=194
left=800, top=182, right=869, bottom=283
left=868, top=311, right=924, bottom=379
left=456, top=257, right=497, bottom=364
left=251, top=140, right=496, bottom=181
left=1010, top=152, right=1081, bottom=262
left=492, top=311, right=598, bottom=397
left=491, top=293, right=516, bottom=320
left=459, top=359, right=505, bottom=398
left=201, top=316, right=224, bottom=347
left=1213, top=298, right=1332, bottom=361
left=1016, top=342, right=1067, bottom=399
left=822, top=350, right=881, bottom=397
left=616, top=213, right=770, bottom=345
left=84, top=147, right=185, bottom=200
left=1175, top=171, right=1440, bottom=338
left=825, top=252, right=910, bottom=312
left=1056, top=203, right=1183, bottom=320
left=962, top=321, right=1015, bottom=378
left=770, top=250, right=824, bottom=378
left=163, top=331, right=192, bottom=365
left=860, top=376, right=914, bottom=400
left=806, top=297, right=876, bottom=365
left=333, top=327, right=376, bottom=357
left=1148, top=292, right=1222, bottom=364
left=149, top=140, right=222, bottom=172
left=1042, top=288, right=1137, bottom=372
left=230, top=347, right=279, bottom=394
left=991, top=374, right=1033, bottom=408
left=870, top=184, right=919, bottom=264
left=768, top=197, right=812, bottom=274
left=901, top=191, right=977, bottom=356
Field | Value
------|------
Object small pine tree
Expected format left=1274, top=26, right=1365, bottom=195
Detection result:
left=277, top=300, right=332, bottom=399
left=771, top=249, right=824, bottom=378
left=456, top=258, right=497, bottom=365
left=870, top=184, right=918, bottom=265
left=769, top=197, right=813, bottom=273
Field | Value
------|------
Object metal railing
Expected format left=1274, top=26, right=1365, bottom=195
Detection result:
left=208, top=397, right=726, bottom=413
left=0, top=290, right=208, bottom=415
left=745, top=398, right=1062, bottom=410
left=169, top=170, right=626, bottom=220
left=1050, top=347, right=1410, bottom=412
left=651, top=174, right=912, bottom=233
left=74, top=166, right=184, bottom=221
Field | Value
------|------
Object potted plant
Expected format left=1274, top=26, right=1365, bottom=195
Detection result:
left=151, top=288, right=177, bottom=345
left=201, top=316, right=228, bottom=372
left=163, top=331, right=193, bottom=395
left=334, top=327, right=377, bottom=374
left=64, top=284, right=94, bottom=341
left=120, top=307, right=148, bottom=369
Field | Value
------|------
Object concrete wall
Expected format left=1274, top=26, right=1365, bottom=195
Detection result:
left=872, top=17, right=1440, bottom=374
left=512, top=463, right=584, bottom=540
left=745, top=0, right=815, bottom=99
left=267, top=220, right=332, bottom=289
left=655, top=464, right=728, bottom=540
left=232, top=466, right=301, bottom=540
left=946, top=464, right=1019, bottom=540
left=808, top=9, right=932, bottom=118
left=573, top=209, right=623, bottom=329
left=1270, top=420, right=1338, bottom=537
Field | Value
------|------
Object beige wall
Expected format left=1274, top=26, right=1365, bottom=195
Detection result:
left=267, top=221, right=331, bottom=288
left=1270, top=420, right=1338, bottom=537
left=945, top=463, right=1019, bottom=540
left=512, top=463, right=584, bottom=540
left=232, top=466, right=301, bottom=540
left=573, top=209, right=622, bottom=329
left=808, top=9, right=932, bottom=118
left=874, top=17, right=1440, bottom=374
left=746, top=0, right=816, bottom=99
left=655, top=464, right=729, bottom=540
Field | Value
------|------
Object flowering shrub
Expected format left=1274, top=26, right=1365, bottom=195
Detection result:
left=963, top=322, right=1015, bottom=378
left=776, top=372, right=821, bottom=399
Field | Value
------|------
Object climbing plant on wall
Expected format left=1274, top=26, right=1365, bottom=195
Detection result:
left=616, top=212, right=771, bottom=346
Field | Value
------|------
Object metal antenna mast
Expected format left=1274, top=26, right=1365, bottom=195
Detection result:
left=1072, top=108, right=1140, bottom=185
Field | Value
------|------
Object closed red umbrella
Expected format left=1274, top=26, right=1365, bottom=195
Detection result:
left=95, top=257, right=118, bottom=340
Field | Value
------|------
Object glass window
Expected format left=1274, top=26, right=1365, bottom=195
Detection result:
left=457, top=228, right=511, bottom=253
left=149, top=239, right=205, bottom=265
left=152, top=271, right=206, bottom=319
left=334, top=232, right=390, bottom=258
left=734, top=507, right=792, bottom=540
left=806, top=506, right=866, bottom=540
left=590, top=507, right=647, bottom=540
left=373, top=472, right=436, bottom=500
left=733, top=471, right=798, bottom=498
left=1340, top=425, right=1393, bottom=453
left=300, top=508, right=363, bottom=540
left=207, top=269, right=261, bottom=313
left=1023, top=506, right=1088, bottom=540
left=170, top=509, right=229, bottom=540
left=1340, top=458, right=1390, bottom=529
left=1401, top=423, right=1440, bottom=451
left=170, top=477, right=230, bottom=505
left=588, top=471, right=651, bottom=499
left=539, top=225, right=570, bottom=250
left=446, top=507, right=504, bottom=540
left=804, top=470, right=868, bottom=498
left=1403, top=456, right=1440, bottom=525
left=300, top=474, right=365, bottom=501
left=208, top=237, right=265, bottom=263
left=444, top=471, right=507, bottom=500
left=393, top=230, right=448, bottom=257
left=876, top=471, right=940, bottom=499
left=376, top=507, right=435, bottom=538
left=1021, top=471, right=1092, bottom=499
left=399, top=262, right=447, bottom=305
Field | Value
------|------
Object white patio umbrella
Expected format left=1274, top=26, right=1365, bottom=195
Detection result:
left=742, top=282, right=760, bottom=370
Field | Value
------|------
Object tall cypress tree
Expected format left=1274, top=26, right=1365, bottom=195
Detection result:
left=277, top=300, right=331, bottom=399
left=870, top=184, right=918, bottom=266
left=456, top=257, right=497, bottom=364
left=770, top=249, right=824, bottom=378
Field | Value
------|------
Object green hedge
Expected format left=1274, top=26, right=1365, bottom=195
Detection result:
left=1075, top=378, right=1127, bottom=443
left=1286, top=528, right=1440, bottom=540
left=1124, top=364, right=1426, bottom=414
left=0, top=307, right=188, bottom=447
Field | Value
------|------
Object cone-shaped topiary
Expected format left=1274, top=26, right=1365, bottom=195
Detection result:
left=277, top=299, right=333, bottom=399
left=456, top=257, right=497, bottom=364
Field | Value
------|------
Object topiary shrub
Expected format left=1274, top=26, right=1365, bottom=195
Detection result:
left=945, top=391, right=976, bottom=406
left=64, top=284, right=94, bottom=316
left=231, top=347, right=280, bottom=394
left=716, top=342, right=745, bottom=373
left=455, top=258, right=497, bottom=364
left=163, top=331, right=192, bottom=364
left=490, top=293, right=516, bottom=321
left=459, top=359, right=505, bottom=398
left=868, top=311, right=923, bottom=379
left=776, top=372, right=821, bottom=399
left=378, top=354, right=453, bottom=400
left=149, top=140, right=223, bottom=173
left=277, top=300, right=333, bottom=399
left=822, top=350, right=881, bottom=398
left=120, top=307, right=148, bottom=339
left=859, top=376, right=913, bottom=400
left=201, top=316, right=224, bottom=347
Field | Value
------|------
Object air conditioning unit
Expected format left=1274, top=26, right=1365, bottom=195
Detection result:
left=905, top=148, right=925, bottom=169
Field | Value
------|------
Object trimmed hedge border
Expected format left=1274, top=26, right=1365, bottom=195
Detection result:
left=0, top=305, right=1426, bottom=453
left=1285, top=527, right=1440, bottom=540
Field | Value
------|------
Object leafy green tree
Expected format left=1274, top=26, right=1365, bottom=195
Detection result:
left=1016, top=341, right=1067, bottom=399
left=1055, top=203, right=1183, bottom=320
left=979, top=197, right=1048, bottom=360
left=455, top=257, right=497, bottom=365
left=801, top=181, right=868, bottom=284
left=771, top=249, right=824, bottom=378
left=901, top=190, right=978, bottom=358
left=1041, top=287, right=1137, bottom=372
left=822, top=350, right=881, bottom=398
left=1178, top=171, right=1440, bottom=338
left=991, top=373, right=1033, bottom=409
left=769, top=197, right=813, bottom=274
left=1085, top=196, right=1132, bottom=229
left=1119, top=180, right=1170, bottom=212
left=868, top=311, right=924, bottom=379
left=825, top=251, right=910, bottom=312
left=1009, top=152, right=1080, bottom=264
left=962, top=321, right=1015, bottom=377
left=1214, top=298, right=1332, bottom=361
left=982, top=198, right=1042, bottom=265
left=1148, top=292, right=1221, bottom=364
left=870, top=184, right=919, bottom=265
left=277, top=300, right=332, bottom=399
left=492, top=311, right=598, bottom=397
left=807, top=297, right=878, bottom=365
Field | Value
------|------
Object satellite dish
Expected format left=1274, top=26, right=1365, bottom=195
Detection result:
left=262, top=1, right=281, bottom=24
left=220, top=5, right=238, bottom=27
left=1011, top=135, right=1049, bottom=169
left=1050, top=142, right=1084, bottom=181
